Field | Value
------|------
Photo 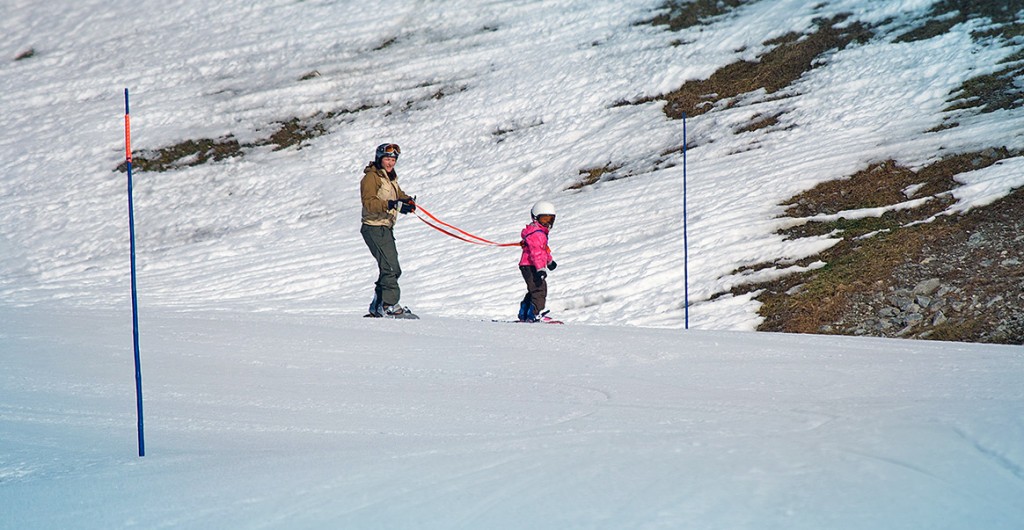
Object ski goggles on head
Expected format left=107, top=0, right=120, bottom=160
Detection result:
left=536, top=214, right=555, bottom=227
left=376, top=143, right=401, bottom=159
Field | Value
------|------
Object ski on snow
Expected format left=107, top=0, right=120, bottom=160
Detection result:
left=491, top=319, right=564, bottom=325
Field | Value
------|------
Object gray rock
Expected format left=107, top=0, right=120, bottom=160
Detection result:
left=878, top=307, right=898, bottom=318
left=889, top=294, right=913, bottom=310
left=914, top=278, right=941, bottom=295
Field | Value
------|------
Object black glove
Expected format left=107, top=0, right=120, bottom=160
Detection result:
left=387, top=199, right=416, bottom=214
left=548, top=260, right=557, bottom=271
left=537, top=270, right=547, bottom=281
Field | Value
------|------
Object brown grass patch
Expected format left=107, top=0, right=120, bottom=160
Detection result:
left=118, top=87, right=462, bottom=173
left=723, top=148, right=1023, bottom=343
left=262, top=117, right=328, bottom=151
left=641, top=0, right=758, bottom=31
left=755, top=218, right=955, bottom=333
left=637, top=15, right=873, bottom=120
left=567, top=165, right=623, bottom=190
left=782, top=149, right=1011, bottom=220
left=120, top=136, right=244, bottom=173
left=896, top=0, right=1024, bottom=42
left=944, top=49, right=1024, bottom=115
left=896, top=1, right=1024, bottom=128
left=735, top=112, right=786, bottom=134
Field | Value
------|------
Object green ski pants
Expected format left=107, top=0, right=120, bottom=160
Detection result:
left=361, top=224, right=402, bottom=307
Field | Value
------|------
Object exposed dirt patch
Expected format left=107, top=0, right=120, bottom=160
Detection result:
left=373, top=36, right=399, bottom=51
left=564, top=144, right=687, bottom=191
left=262, top=116, right=329, bottom=151
left=895, top=0, right=1024, bottom=42
left=567, top=165, right=623, bottom=191
left=641, top=0, right=759, bottom=31
left=734, top=111, right=788, bottom=134
left=120, top=136, right=244, bottom=173
left=635, top=14, right=874, bottom=119
left=118, top=85, right=464, bottom=173
left=769, top=185, right=1024, bottom=344
left=643, top=4, right=1024, bottom=344
left=899, top=1, right=1024, bottom=127
left=492, top=119, right=544, bottom=143
left=730, top=148, right=1023, bottom=344
left=944, top=49, right=1024, bottom=116
left=14, top=48, right=35, bottom=61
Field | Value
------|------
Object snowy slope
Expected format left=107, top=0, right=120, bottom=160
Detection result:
left=2, top=0, right=1022, bottom=327
left=2, top=1, right=1024, bottom=528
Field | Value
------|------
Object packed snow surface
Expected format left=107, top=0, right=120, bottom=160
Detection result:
left=3, top=306, right=1023, bottom=529
left=2, top=0, right=1023, bottom=528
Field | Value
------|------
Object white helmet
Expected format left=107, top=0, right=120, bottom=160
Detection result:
left=531, top=200, right=556, bottom=218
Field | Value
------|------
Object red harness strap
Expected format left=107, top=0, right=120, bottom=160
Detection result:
left=414, top=203, right=521, bottom=247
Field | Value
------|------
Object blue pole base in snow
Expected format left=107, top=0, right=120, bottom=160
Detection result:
left=125, top=87, right=145, bottom=457
left=683, top=113, right=689, bottom=330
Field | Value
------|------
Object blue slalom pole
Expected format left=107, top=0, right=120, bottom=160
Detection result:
left=683, top=113, right=689, bottom=329
left=124, top=88, right=145, bottom=457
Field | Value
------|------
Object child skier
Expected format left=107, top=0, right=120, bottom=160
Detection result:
left=518, top=201, right=558, bottom=322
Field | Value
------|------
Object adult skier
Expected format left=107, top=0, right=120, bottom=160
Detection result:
left=360, top=143, right=417, bottom=318
left=518, top=200, right=558, bottom=322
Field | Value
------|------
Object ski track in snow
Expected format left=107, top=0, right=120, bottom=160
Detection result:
left=2, top=305, right=1023, bottom=528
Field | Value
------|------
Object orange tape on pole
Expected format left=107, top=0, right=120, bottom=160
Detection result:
left=124, top=114, right=132, bottom=162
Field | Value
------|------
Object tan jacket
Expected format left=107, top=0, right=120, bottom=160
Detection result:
left=360, top=163, right=411, bottom=227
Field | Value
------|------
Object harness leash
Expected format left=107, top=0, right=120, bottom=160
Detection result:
left=414, top=203, right=521, bottom=247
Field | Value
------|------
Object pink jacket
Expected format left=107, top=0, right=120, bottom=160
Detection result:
left=519, top=221, right=552, bottom=269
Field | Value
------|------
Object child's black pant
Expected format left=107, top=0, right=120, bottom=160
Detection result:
left=519, top=265, right=547, bottom=315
